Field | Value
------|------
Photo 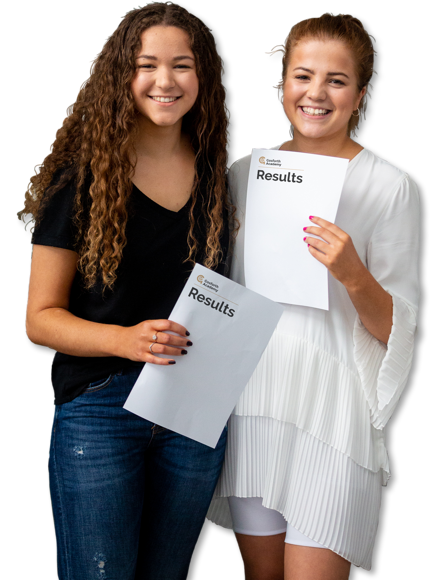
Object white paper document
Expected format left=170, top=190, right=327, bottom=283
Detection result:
left=124, top=264, right=284, bottom=448
left=245, top=149, right=348, bottom=310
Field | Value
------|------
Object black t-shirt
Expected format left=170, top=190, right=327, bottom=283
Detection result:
left=32, top=178, right=229, bottom=404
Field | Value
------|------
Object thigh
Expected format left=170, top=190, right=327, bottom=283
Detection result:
left=285, top=544, right=351, bottom=580
left=135, top=425, right=228, bottom=580
left=49, top=368, right=152, bottom=580
left=229, top=497, right=287, bottom=580
left=235, top=533, right=286, bottom=580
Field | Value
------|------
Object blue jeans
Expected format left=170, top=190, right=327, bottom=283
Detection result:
left=49, top=367, right=227, bottom=580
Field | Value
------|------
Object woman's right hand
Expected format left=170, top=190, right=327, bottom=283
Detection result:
left=118, top=319, right=192, bottom=365
left=26, top=245, right=192, bottom=363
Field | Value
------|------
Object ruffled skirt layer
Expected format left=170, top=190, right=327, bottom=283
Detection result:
left=207, top=416, right=383, bottom=570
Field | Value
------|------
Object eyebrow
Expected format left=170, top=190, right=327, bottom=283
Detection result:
left=293, top=66, right=349, bottom=79
left=136, top=54, right=195, bottom=61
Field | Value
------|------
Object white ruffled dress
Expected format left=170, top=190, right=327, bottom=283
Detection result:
left=207, top=148, right=419, bottom=570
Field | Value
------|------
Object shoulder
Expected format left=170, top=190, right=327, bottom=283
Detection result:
left=41, top=168, right=94, bottom=219
left=228, top=154, right=252, bottom=184
left=352, top=149, right=417, bottom=193
left=349, top=149, right=419, bottom=214
left=38, top=168, right=82, bottom=217
left=346, top=149, right=419, bottom=205
left=31, top=169, right=85, bottom=250
left=227, top=155, right=251, bottom=209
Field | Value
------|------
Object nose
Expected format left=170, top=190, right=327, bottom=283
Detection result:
left=306, top=79, right=326, bottom=101
left=155, top=66, right=175, bottom=90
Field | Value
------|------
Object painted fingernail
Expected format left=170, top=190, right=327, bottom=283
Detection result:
left=303, top=227, right=307, bottom=231
left=182, top=349, right=188, bottom=355
left=304, top=237, right=307, bottom=241
left=187, top=341, right=193, bottom=346
left=185, top=331, right=190, bottom=336
left=169, top=360, right=176, bottom=365
left=309, top=215, right=314, bottom=219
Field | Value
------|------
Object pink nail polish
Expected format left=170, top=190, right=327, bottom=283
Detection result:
left=303, top=227, right=307, bottom=231
left=309, top=215, right=314, bottom=220
left=303, top=237, right=307, bottom=241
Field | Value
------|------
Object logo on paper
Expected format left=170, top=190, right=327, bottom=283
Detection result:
left=256, top=156, right=303, bottom=184
left=197, top=276, right=219, bottom=293
left=259, top=157, right=282, bottom=168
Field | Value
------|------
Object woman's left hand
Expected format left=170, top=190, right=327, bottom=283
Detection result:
left=304, top=216, right=393, bottom=344
left=303, top=216, right=365, bottom=290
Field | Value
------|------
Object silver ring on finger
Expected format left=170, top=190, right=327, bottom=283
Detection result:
left=149, top=343, right=156, bottom=354
left=152, top=332, right=159, bottom=342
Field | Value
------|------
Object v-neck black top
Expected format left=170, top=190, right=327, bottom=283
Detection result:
left=32, top=179, right=229, bottom=404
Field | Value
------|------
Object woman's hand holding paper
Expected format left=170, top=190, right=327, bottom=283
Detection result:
left=118, top=319, right=192, bottom=365
left=303, top=216, right=366, bottom=288
left=303, top=216, right=393, bottom=344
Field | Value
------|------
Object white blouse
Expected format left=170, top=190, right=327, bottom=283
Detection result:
left=207, top=148, right=419, bottom=569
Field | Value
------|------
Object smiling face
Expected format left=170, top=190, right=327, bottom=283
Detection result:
left=130, top=25, right=199, bottom=130
left=283, top=38, right=365, bottom=143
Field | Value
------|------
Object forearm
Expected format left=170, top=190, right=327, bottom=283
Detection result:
left=26, top=307, right=125, bottom=358
left=343, top=266, right=393, bottom=345
left=305, top=217, right=394, bottom=344
left=26, top=247, right=190, bottom=365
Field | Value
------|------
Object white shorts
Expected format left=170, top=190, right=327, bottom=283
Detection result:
left=228, top=496, right=327, bottom=549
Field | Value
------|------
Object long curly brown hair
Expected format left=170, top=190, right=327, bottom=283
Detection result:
left=276, top=13, right=375, bottom=136
left=19, top=2, right=232, bottom=290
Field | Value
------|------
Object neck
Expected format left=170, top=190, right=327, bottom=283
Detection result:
left=285, top=129, right=362, bottom=160
left=133, top=115, right=187, bottom=159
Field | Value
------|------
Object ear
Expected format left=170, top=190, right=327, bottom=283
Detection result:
left=355, top=86, right=367, bottom=109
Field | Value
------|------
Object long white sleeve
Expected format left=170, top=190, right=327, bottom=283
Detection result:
left=353, top=176, right=420, bottom=429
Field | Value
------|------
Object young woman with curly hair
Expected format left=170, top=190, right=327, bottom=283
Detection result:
left=19, top=3, right=231, bottom=579
left=208, top=13, right=419, bottom=580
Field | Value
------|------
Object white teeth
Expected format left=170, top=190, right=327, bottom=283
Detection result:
left=302, top=107, right=329, bottom=115
left=151, top=96, right=179, bottom=102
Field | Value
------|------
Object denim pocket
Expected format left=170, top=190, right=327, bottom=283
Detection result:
left=84, top=372, right=119, bottom=393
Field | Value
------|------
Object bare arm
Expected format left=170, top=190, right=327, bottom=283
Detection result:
left=304, top=217, right=392, bottom=345
left=340, top=267, right=392, bottom=345
left=26, top=245, right=191, bottom=364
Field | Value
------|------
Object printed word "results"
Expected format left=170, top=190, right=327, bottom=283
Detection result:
left=188, top=287, right=235, bottom=317
left=257, top=170, right=303, bottom=183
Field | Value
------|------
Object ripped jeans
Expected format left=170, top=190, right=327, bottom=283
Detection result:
left=49, top=367, right=227, bottom=580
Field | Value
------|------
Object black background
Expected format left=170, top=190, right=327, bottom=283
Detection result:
left=17, top=0, right=426, bottom=580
